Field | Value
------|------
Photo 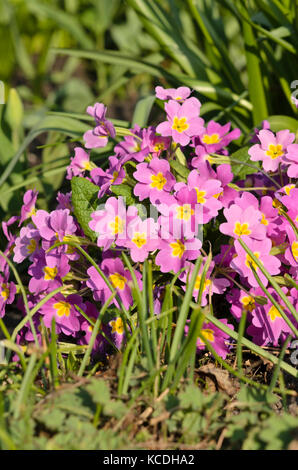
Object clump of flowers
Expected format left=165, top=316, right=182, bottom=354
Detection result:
left=1, top=85, right=298, bottom=367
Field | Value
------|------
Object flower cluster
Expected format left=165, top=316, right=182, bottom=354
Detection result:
left=1, top=84, right=297, bottom=363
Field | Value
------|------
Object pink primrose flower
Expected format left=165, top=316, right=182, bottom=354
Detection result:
left=156, top=98, right=204, bottom=146
left=133, top=157, right=176, bottom=204
left=19, top=189, right=38, bottom=226
left=197, top=120, right=241, bottom=153
left=155, top=86, right=191, bottom=102
left=90, top=155, right=125, bottom=198
left=13, top=224, right=40, bottom=264
left=83, top=102, right=116, bottom=149
left=248, top=129, right=295, bottom=172
left=66, top=147, right=93, bottom=179
left=40, top=293, right=83, bottom=336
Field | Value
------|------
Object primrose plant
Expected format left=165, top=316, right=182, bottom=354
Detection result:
left=1, top=85, right=298, bottom=383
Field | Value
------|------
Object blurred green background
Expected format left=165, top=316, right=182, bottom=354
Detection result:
left=0, top=0, right=298, bottom=224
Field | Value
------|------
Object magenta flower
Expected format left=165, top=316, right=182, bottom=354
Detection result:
left=89, top=197, right=138, bottom=250
left=157, top=187, right=200, bottom=240
left=66, top=147, right=94, bottom=179
left=156, top=98, right=204, bottom=146
left=0, top=266, right=16, bottom=318
left=155, top=232, right=202, bottom=274
left=124, top=217, right=160, bottom=262
left=248, top=129, right=295, bottom=172
left=197, top=120, right=241, bottom=153
left=90, top=155, right=125, bottom=198
left=115, top=125, right=149, bottom=164
left=184, top=168, right=223, bottom=223
left=219, top=203, right=266, bottom=240
left=133, top=157, right=176, bottom=205
left=155, top=86, right=191, bottom=102
left=87, top=258, right=142, bottom=310
left=179, top=260, right=230, bottom=306
left=56, top=191, right=73, bottom=211
left=141, top=126, right=171, bottom=158
left=19, top=189, right=38, bottom=226
left=13, top=224, right=40, bottom=264
left=40, top=293, right=83, bottom=336
left=83, top=102, right=116, bottom=149
left=251, top=288, right=293, bottom=346
left=1, top=216, right=19, bottom=272
left=78, top=301, right=109, bottom=355
left=185, top=319, right=234, bottom=359
left=231, top=237, right=281, bottom=288
left=32, top=208, right=77, bottom=245
left=28, top=251, right=70, bottom=294
left=109, top=316, right=127, bottom=350
left=283, top=143, right=298, bottom=178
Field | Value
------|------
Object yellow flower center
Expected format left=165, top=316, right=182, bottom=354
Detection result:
left=176, top=204, right=194, bottom=221
left=28, top=207, right=36, bottom=217
left=1, top=284, right=9, bottom=300
left=27, top=238, right=37, bottom=254
left=109, top=273, right=127, bottom=290
left=111, top=171, right=119, bottom=183
left=109, top=216, right=124, bottom=235
left=201, top=133, right=220, bottom=145
left=43, top=266, right=58, bottom=280
left=172, top=116, right=189, bottom=133
left=241, top=296, right=255, bottom=312
left=292, top=241, right=298, bottom=261
left=194, top=275, right=212, bottom=292
left=200, top=328, right=215, bottom=343
left=266, top=143, right=283, bottom=159
left=233, top=222, right=251, bottom=236
left=245, top=251, right=260, bottom=270
left=170, top=240, right=185, bottom=258
left=110, top=317, right=124, bottom=335
left=150, top=172, right=167, bottom=191
left=261, top=213, right=268, bottom=226
left=131, top=232, right=147, bottom=248
left=267, top=306, right=282, bottom=322
left=54, top=301, right=71, bottom=317
left=83, top=161, right=92, bottom=171
left=195, top=188, right=207, bottom=204
left=285, top=184, right=295, bottom=196
left=153, top=142, right=165, bottom=152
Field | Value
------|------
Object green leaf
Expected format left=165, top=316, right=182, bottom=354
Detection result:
left=86, top=378, right=110, bottom=406
left=71, top=177, right=100, bottom=242
left=267, top=115, right=298, bottom=134
left=170, top=159, right=190, bottom=180
left=230, top=145, right=255, bottom=179
left=132, top=95, right=155, bottom=127
left=110, top=184, right=135, bottom=205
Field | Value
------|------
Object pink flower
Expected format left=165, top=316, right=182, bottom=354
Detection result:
left=185, top=318, right=234, bottom=359
left=231, top=237, right=281, bottom=288
left=283, top=143, right=298, bottom=178
left=155, top=86, right=191, bottom=102
left=87, top=258, right=142, bottom=310
left=66, top=147, right=93, bottom=179
left=91, top=155, right=125, bottom=198
left=155, top=233, right=202, bottom=273
left=156, top=98, right=204, bottom=146
left=40, top=293, right=83, bottom=336
left=13, top=224, right=40, bottom=264
left=133, top=157, right=176, bottom=204
left=83, top=102, right=116, bottom=149
left=197, top=120, right=241, bottom=153
left=115, top=125, right=149, bottom=164
left=28, top=251, right=70, bottom=294
left=19, top=189, right=38, bottom=226
left=89, top=197, right=138, bottom=250
left=179, top=260, right=230, bottom=306
left=141, top=126, right=171, bottom=158
left=248, top=129, right=295, bottom=172
left=219, top=203, right=266, bottom=240
left=0, top=266, right=16, bottom=318
left=124, top=217, right=160, bottom=262
left=251, top=288, right=294, bottom=346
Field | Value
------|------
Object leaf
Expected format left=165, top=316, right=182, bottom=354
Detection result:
left=230, top=145, right=256, bottom=179
left=86, top=378, right=110, bottom=406
left=132, top=95, right=155, bottom=127
left=267, top=115, right=298, bottom=134
left=71, top=177, right=100, bottom=242
left=110, top=183, right=135, bottom=205
left=170, top=159, right=190, bottom=180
